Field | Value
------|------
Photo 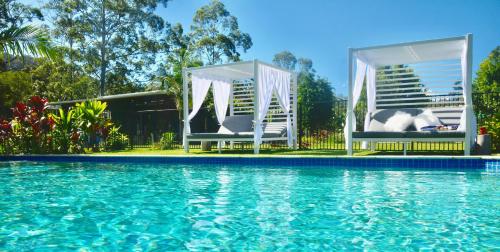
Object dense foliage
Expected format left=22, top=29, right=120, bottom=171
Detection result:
left=273, top=51, right=334, bottom=130
left=152, top=0, right=252, bottom=134
left=8, top=96, right=54, bottom=153
left=1, top=0, right=252, bottom=135
left=0, top=96, right=128, bottom=154
left=104, top=126, right=129, bottom=151
left=46, top=0, right=171, bottom=96
left=0, top=0, right=498, bottom=153
left=159, top=132, right=176, bottom=150
left=0, top=0, right=55, bottom=61
left=474, top=46, right=500, bottom=94
left=473, top=46, right=500, bottom=150
left=190, top=0, right=252, bottom=64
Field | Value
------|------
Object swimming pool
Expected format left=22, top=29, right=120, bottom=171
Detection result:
left=0, top=160, right=498, bottom=250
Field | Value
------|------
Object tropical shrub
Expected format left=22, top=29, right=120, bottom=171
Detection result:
left=51, top=108, right=84, bottom=153
left=0, top=119, right=13, bottom=154
left=74, top=100, right=109, bottom=151
left=104, top=126, right=129, bottom=151
left=160, top=132, right=176, bottom=150
left=0, top=96, right=131, bottom=154
left=9, top=96, right=54, bottom=153
left=482, top=112, right=500, bottom=152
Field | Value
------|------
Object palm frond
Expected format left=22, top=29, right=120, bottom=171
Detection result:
left=0, top=25, right=57, bottom=62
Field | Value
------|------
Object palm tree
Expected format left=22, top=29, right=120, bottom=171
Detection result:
left=163, top=24, right=202, bottom=136
left=0, top=25, right=56, bottom=62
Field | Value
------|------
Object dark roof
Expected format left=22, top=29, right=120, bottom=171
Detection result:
left=49, top=90, right=169, bottom=105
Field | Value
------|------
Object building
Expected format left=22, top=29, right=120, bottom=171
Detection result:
left=50, top=91, right=180, bottom=145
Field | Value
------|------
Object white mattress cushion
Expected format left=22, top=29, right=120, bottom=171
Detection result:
left=414, top=109, right=442, bottom=131
left=384, top=111, right=414, bottom=132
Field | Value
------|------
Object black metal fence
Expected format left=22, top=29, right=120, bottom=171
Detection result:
left=126, top=92, right=499, bottom=153
left=297, top=92, right=499, bottom=152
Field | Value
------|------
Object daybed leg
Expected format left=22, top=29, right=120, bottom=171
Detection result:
left=218, top=141, right=222, bottom=154
left=347, top=141, right=353, bottom=156
left=254, top=143, right=260, bottom=154
left=464, top=139, right=471, bottom=156
left=184, top=139, right=189, bottom=153
left=230, top=141, right=234, bottom=150
left=370, top=141, right=376, bottom=151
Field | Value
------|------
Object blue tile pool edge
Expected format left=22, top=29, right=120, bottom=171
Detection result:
left=1, top=155, right=499, bottom=170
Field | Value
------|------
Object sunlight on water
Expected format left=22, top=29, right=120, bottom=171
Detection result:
left=0, top=161, right=498, bottom=251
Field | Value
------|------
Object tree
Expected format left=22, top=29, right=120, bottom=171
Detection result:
left=30, top=57, right=98, bottom=101
left=190, top=0, right=252, bottom=65
left=45, top=0, right=85, bottom=87
left=474, top=46, right=500, bottom=93
left=155, top=23, right=202, bottom=135
left=0, top=0, right=55, bottom=61
left=272, top=51, right=334, bottom=130
left=298, top=58, right=314, bottom=73
left=273, top=51, right=297, bottom=71
left=473, top=46, right=500, bottom=150
left=46, top=0, right=171, bottom=96
left=298, top=65, right=333, bottom=130
left=0, top=25, right=55, bottom=61
left=0, top=57, right=97, bottom=117
left=0, top=70, right=33, bottom=116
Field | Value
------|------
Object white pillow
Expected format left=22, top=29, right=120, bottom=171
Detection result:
left=414, top=109, right=442, bottom=131
left=383, top=111, right=414, bottom=132
left=368, top=119, right=385, bottom=131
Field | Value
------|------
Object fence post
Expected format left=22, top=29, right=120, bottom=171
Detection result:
left=298, top=103, right=302, bottom=149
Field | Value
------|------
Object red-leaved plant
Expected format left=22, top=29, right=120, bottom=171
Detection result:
left=10, top=96, right=54, bottom=153
left=0, top=119, right=12, bottom=141
left=479, top=127, right=488, bottom=135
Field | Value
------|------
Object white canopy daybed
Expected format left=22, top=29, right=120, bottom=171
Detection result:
left=346, top=34, right=476, bottom=156
left=182, top=60, right=298, bottom=154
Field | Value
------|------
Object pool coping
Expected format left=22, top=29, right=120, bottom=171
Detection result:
left=1, top=154, right=499, bottom=169
left=1, top=153, right=499, bottom=159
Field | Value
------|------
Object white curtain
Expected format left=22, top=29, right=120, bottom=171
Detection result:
left=212, top=79, right=232, bottom=125
left=254, top=64, right=292, bottom=146
left=187, top=73, right=212, bottom=133
left=255, top=65, right=278, bottom=145
left=360, top=64, right=377, bottom=149
left=273, top=69, right=292, bottom=147
left=457, top=40, right=477, bottom=145
left=364, top=65, right=376, bottom=131
left=344, top=59, right=367, bottom=146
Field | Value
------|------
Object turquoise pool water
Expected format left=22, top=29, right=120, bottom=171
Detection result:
left=0, top=161, right=498, bottom=251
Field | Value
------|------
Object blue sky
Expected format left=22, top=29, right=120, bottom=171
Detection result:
left=157, top=0, right=500, bottom=95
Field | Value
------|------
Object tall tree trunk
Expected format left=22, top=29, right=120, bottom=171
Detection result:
left=69, top=39, right=74, bottom=89
left=99, top=1, right=106, bottom=96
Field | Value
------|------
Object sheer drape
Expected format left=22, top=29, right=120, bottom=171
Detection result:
left=365, top=65, right=376, bottom=131
left=345, top=59, right=367, bottom=146
left=361, top=65, right=377, bottom=149
left=187, top=73, right=232, bottom=134
left=212, top=79, right=232, bottom=125
left=187, top=73, right=212, bottom=133
left=255, top=64, right=292, bottom=146
left=254, top=65, right=275, bottom=145
left=273, top=69, right=292, bottom=147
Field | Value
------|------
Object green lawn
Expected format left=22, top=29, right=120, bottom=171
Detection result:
left=91, top=148, right=356, bottom=156
left=91, top=147, right=477, bottom=156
